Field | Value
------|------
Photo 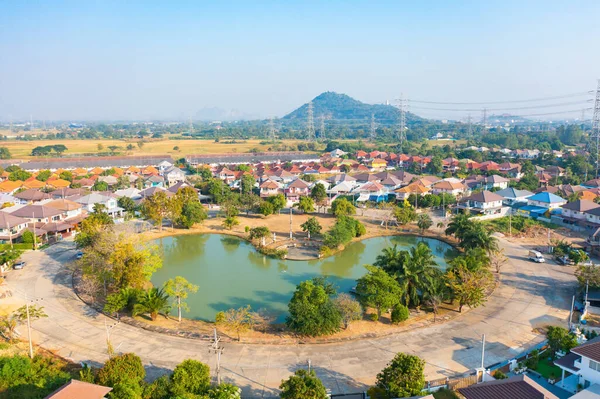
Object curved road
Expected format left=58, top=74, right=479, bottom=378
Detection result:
left=4, top=237, right=575, bottom=398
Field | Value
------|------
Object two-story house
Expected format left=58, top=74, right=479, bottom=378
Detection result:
left=163, top=166, right=186, bottom=186
left=495, top=187, right=534, bottom=206
left=73, top=193, right=122, bottom=219
left=44, top=199, right=84, bottom=221
left=456, top=190, right=507, bottom=217
left=284, top=179, right=310, bottom=203
left=560, top=200, right=600, bottom=228
left=484, top=175, right=510, bottom=190
left=527, top=192, right=567, bottom=209
left=555, top=336, right=600, bottom=393
left=431, top=180, right=468, bottom=198
left=9, top=204, right=64, bottom=224
left=259, top=179, right=281, bottom=198
left=0, top=211, right=30, bottom=244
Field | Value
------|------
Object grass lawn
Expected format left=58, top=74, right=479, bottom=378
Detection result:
left=534, top=357, right=564, bottom=380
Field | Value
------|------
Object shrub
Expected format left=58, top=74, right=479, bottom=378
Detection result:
left=370, top=313, right=379, bottom=321
left=143, top=375, right=172, bottom=399
left=493, top=370, right=508, bottom=379
left=0, top=354, right=71, bottom=398
left=170, top=359, right=211, bottom=396
left=391, top=304, right=410, bottom=324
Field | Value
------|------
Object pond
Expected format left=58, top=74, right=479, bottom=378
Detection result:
left=150, top=234, right=457, bottom=322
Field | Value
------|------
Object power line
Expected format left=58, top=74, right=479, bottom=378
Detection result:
left=306, top=102, right=315, bottom=142
left=410, top=100, right=592, bottom=112
left=591, top=80, right=600, bottom=178
left=409, top=91, right=593, bottom=105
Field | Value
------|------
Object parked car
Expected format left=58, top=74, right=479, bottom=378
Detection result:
left=528, top=250, right=545, bottom=263
left=13, top=261, right=26, bottom=270
left=75, top=251, right=83, bottom=260
left=555, top=255, right=572, bottom=265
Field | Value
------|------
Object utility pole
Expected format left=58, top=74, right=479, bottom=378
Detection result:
left=209, top=328, right=224, bottom=385
left=370, top=113, right=376, bottom=142
left=591, top=79, right=600, bottom=178
left=289, top=207, right=293, bottom=240
left=306, top=101, right=315, bottom=142
left=104, top=319, right=119, bottom=357
left=480, top=334, right=486, bottom=370
left=25, top=298, right=43, bottom=359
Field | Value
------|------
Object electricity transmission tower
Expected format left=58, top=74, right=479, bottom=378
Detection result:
left=370, top=113, right=377, bottom=141
left=397, top=95, right=407, bottom=153
left=466, top=114, right=473, bottom=137
left=481, top=108, right=488, bottom=133
left=306, top=101, right=315, bottom=142
left=319, top=114, right=326, bottom=141
left=269, top=117, right=276, bottom=142
left=189, top=117, right=194, bottom=135
left=592, top=79, right=600, bottom=178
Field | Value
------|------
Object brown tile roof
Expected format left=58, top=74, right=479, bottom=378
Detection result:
left=459, top=375, right=558, bottom=399
left=45, top=379, right=112, bottom=399
left=561, top=199, right=599, bottom=212
left=571, top=336, right=600, bottom=363
left=461, top=190, right=505, bottom=203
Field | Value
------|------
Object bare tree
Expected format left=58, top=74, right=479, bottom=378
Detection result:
left=490, top=249, right=508, bottom=275
left=251, top=308, right=276, bottom=334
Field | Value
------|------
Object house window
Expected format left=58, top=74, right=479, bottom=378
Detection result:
left=590, top=360, right=600, bottom=371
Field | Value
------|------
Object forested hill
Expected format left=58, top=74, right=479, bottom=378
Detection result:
left=282, top=92, right=423, bottom=125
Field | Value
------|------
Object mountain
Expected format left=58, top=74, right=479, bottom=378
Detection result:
left=282, top=92, right=422, bottom=124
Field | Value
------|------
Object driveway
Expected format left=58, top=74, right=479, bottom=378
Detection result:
left=2, top=237, right=576, bottom=398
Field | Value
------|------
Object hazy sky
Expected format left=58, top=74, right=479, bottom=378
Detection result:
left=1, top=0, right=598, bottom=121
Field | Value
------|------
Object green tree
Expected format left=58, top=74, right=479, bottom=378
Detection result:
left=295, top=196, right=315, bottom=213
left=117, top=196, right=137, bottom=213
left=104, top=292, right=128, bottom=318
left=142, top=191, right=170, bottom=231
left=355, top=265, right=402, bottom=318
left=393, top=205, right=416, bottom=225
left=164, top=276, right=199, bottom=322
left=108, top=240, right=162, bottom=290
left=92, top=180, right=109, bottom=191
left=445, top=213, right=473, bottom=241
left=546, top=326, right=578, bottom=356
left=375, top=353, right=426, bottom=398
left=301, top=217, right=322, bottom=239
left=222, top=215, right=239, bottom=230
left=310, top=182, right=327, bottom=204
left=416, top=213, right=433, bottom=233
left=97, top=353, right=145, bottom=388
left=132, top=287, right=170, bottom=321
left=396, top=242, right=440, bottom=307
left=0, top=355, right=71, bottom=398
left=330, top=198, right=356, bottom=217
left=391, top=303, right=410, bottom=324
left=170, top=359, right=211, bottom=397
left=248, top=226, right=270, bottom=243
left=36, top=169, right=51, bottom=182
left=446, top=265, right=493, bottom=312
left=0, top=147, right=12, bottom=159
left=569, top=249, right=589, bottom=266
left=459, top=222, right=498, bottom=253
left=207, top=383, right=242, bottom=399
left=333, top=293, right=363, bottom=329
left=279, top=369, right=328, bottom=399
left=258, top=200, right=274, bottom=217
left=267, top=193, right=287, bottom=214
left=179, top=201, right=208, bottom=228
left=286, top=279, right=342, bottom=336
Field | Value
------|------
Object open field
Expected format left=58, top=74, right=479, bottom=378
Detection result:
left=0, top=137, right=326, bottom=159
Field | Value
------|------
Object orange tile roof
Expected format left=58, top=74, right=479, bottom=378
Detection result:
left=23, top=180, right=46, bottom=189
left=73, top=168, right=88, bottom=176
left=48, top=179, right=71, bottom=188
left=0, top=180, right=23, bottom=192
left=90, top=167, right=104, bottom=175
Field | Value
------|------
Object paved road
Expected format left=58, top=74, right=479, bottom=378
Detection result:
left=3, top=237, right=575, bottom=398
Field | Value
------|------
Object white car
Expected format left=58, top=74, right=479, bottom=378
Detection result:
left=13, top=261, right=26, bottom=270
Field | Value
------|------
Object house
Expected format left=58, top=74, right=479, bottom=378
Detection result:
left=329, top=149, right=347, bottom=158
left=9, top=204, right=64, bottom=224
left=484, top=175, right=510, bottom=190
left=458, top=374, right=558, bottom=399
left=561, top=200, right=600, bottom=221
left=394, top=183, right=430, bottom=200
left=285, top=179, right=310, bottom=202
left=0, top=180, right=23, bottom=194
left=162, top=166, right=186, bottom=186
left=144, top=175, right=164, bottom=188
left=495, top=187, right=534, bottom=206
left=157, top=160, right=174, bottom=173
left=44, top=199, right=84, bottom=220
left=366, top=158, right=387, bottom=171
left=456, top=190, right=508, bottom=217
left=431, top=180, right=467, bottom=197
left=356, top=182, right=388, bottom=202
left=554, top=336, right=600, bottom=393
left=527, top=192, right=567, bottom=209
left=259, top=179, right=281, bottom=198
left=0, top=211, right=30, bottom=244
left=45, top=379, right=112, bottom=399
left=114, top=187, right=142, bottom=200
left=13, top=188, right=52, bottom=204
left=73, top=193, right=123, bottom=219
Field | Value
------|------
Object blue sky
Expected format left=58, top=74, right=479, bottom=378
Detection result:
left=0, top=0, right=598, bottom=121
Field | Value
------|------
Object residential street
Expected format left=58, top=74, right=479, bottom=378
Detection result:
left=3, top=236, right=576, bottom=398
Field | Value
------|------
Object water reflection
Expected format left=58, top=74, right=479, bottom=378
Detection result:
left=151, top=234, right=454, bottom=322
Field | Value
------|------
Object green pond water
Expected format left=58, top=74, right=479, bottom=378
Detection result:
left=150, top=234, right=456, bottom=322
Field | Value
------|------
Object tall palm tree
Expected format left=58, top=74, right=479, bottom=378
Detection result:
left=133, top=287, right=171, bottom=321
left=444, top=214, right=473, bottom=241
left=460, top=223, right=498, bottom=253
left=374, top=245, right=409, bottom=275
left=396, top=242, right=440, bottom=307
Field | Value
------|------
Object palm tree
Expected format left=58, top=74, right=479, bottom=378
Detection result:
left=444, top=213, right=473, bottom=241
left=396, top=242, right=440, bottom=307
left=133, top=287, right=171, bottom=321
left=460, top=223, right=498, bottom=253
left=417, top=214, right=433, bottom=233
left=374, top=245, right=408, bottom=275
left=448, top=248, right=490, bottom=272
left=423, top=278, right=447, bottom=322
